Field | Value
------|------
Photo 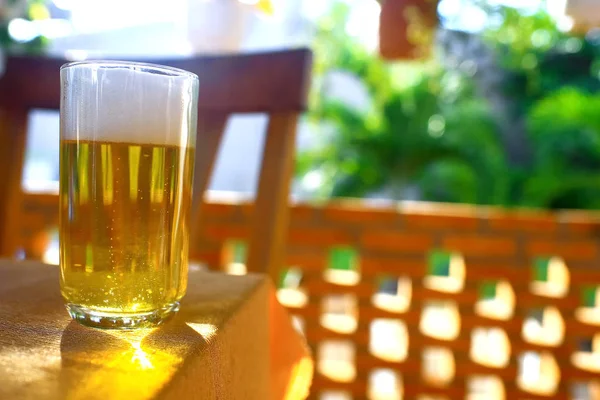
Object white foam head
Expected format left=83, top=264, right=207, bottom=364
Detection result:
left=60, top=61, right=199, bottom=148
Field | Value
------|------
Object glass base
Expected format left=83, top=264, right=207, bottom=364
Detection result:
left=66, top=302, right=180, bottom=329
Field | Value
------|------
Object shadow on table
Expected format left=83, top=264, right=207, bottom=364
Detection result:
left=58, top=317, right=213, bottom=399
left=56, top=273, right=265, bottom=398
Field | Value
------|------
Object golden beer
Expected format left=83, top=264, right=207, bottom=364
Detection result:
left=60, top=140, right=194, bottom=322
left=60, top=61, right=198, bottom=328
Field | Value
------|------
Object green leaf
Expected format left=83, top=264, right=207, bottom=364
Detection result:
left=328, top=247, right=358, bottom=271
left=480, top=281, right=497, bottom=300
left=230, top=240, right=247, bottom=264
left=428, top=251, right=451, bottom=277
left=582, top=286, right=597, bottom=308
left=533, top=258, right=549, bottom=282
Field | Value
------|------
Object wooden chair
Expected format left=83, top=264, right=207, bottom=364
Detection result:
left=0, top=49, right=313, bottom=281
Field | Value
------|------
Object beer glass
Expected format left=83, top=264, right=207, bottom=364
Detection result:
left=59, top=61, right=198, bottom=329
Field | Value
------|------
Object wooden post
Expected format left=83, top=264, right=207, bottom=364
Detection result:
left=379, top=0, right=439, bottom=60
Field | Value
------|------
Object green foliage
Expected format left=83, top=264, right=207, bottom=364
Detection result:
left=299, top=2, right=600, bottom=210
left=522, top=89, right=600, bottom=208
left=328, top=247, right=358, bottom=271
left=482, top=5, right=564, bottom=70
left=302, top=73, right=506, bottom=202
left=484, top=4, right=600, bottom=113
left=479, top=281, right=497, bottom=300
left=528, top=89, right=600, bottom=170
left=533, top=258, right=549, bottom=282
left=0, top=0, right=50, bottom=54
left=310, top=2, right=392, bottom=107
left=301, top=2, right=507, bottom=204
left=229, top=240, right=247, bottom=263
left=582, top=286, right=597, bottom=308
left=428, top=250, right=451, bottom=277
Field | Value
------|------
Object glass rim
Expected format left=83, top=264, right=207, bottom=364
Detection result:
left=60, top=60, right=198, bottom=80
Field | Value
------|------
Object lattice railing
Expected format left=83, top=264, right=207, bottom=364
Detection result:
left=20, top=193, right=600, bottom=399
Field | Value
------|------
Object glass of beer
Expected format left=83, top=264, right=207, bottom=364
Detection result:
left=59, top=61, right=198, bottom=329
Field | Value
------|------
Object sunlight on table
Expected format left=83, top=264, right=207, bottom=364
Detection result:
left=62, top=328, right=185, bottom=399
left=283, top=356, right=313, bottom=400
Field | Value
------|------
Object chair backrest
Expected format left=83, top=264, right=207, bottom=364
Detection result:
left=0, top=49, right=313, bottom=281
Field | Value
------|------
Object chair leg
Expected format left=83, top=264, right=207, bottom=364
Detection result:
left=190, top=111, right=229, bottom=264
left=0, top=108, right=28, bottom=258
left=247, top=112, right=298, bottom=284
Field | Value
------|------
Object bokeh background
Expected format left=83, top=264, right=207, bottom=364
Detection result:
left=7, top=0, right=600, bottom=211
left=5, top=2, right=600, bottom=398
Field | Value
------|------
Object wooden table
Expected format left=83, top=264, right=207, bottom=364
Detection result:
left=0, top=260, right=312, bottom=400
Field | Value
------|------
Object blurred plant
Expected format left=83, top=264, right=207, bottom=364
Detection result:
left=299, top=1, right=600, bottom=210
left=481, top=4, right=564, bottom=70
left=481, top=4, right=600, bottom=114
left=0, top=0, right=50, bottom=55
left=482, top=4, right=600, bottom=209
left=299, top=2, right=507, bottom=204
left=523, top=88, right=600, bottom=209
